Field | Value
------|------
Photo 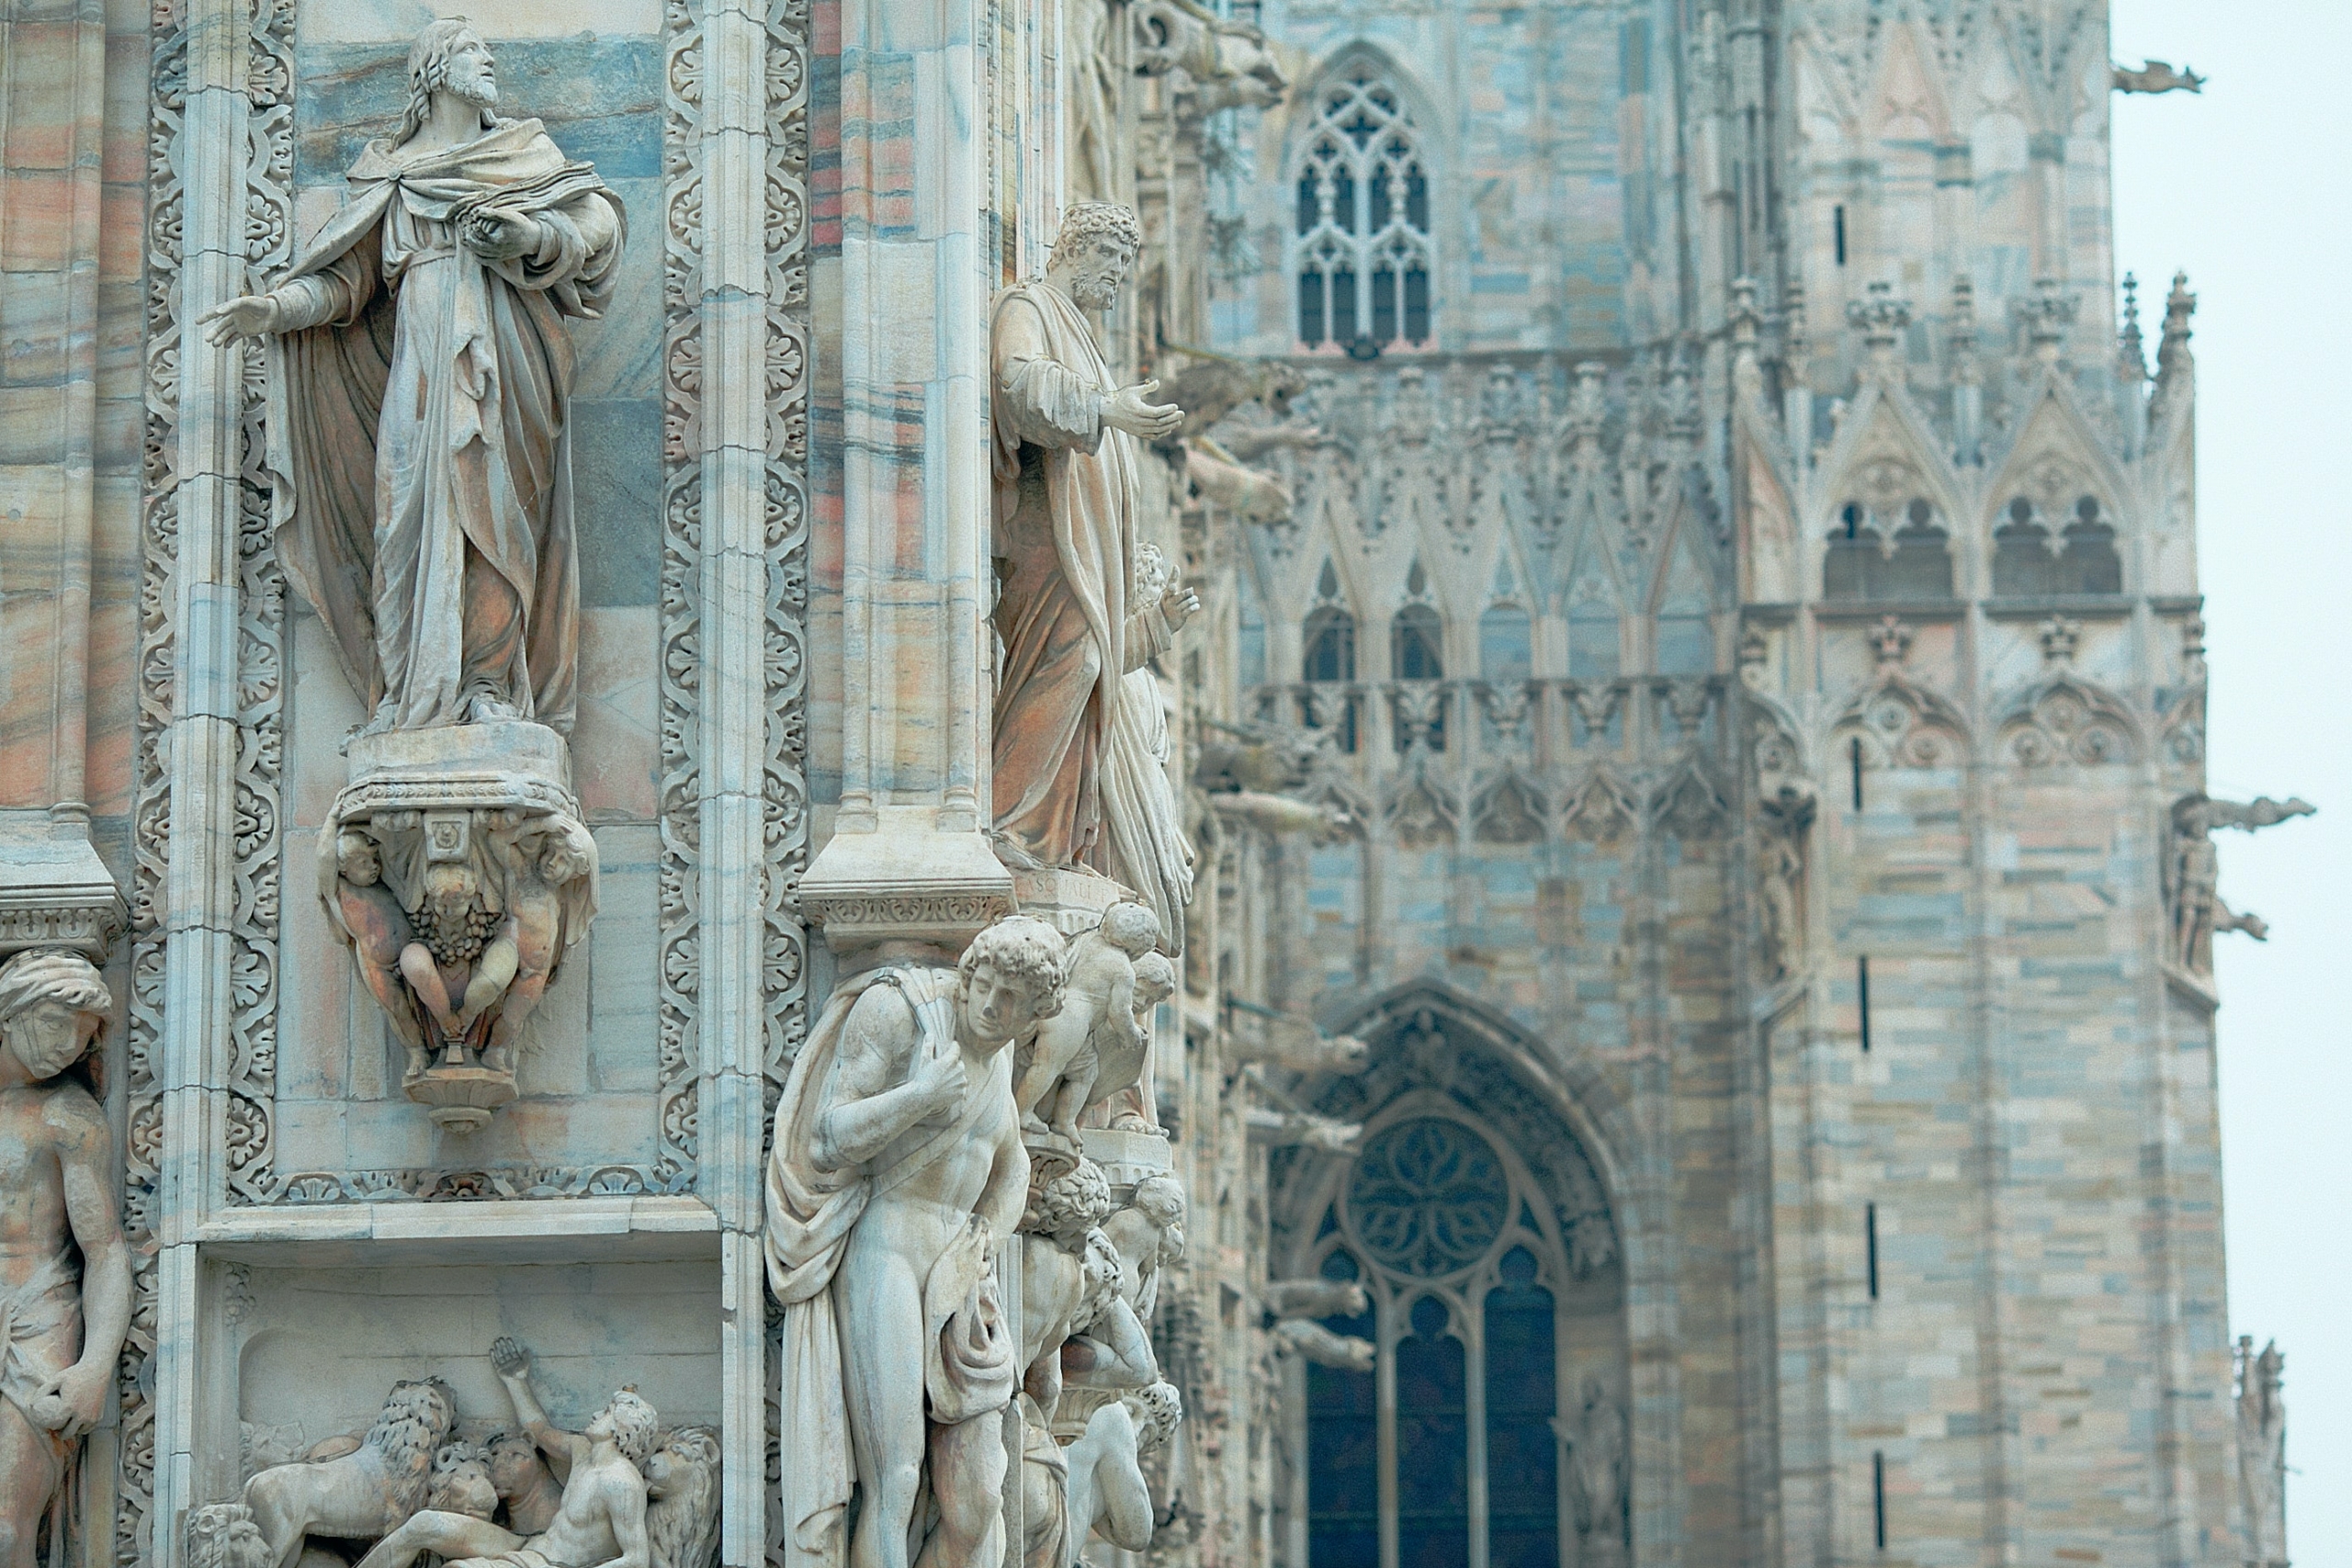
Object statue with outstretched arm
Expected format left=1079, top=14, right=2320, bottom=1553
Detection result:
left=350, top=1339, right=655, bottom=1568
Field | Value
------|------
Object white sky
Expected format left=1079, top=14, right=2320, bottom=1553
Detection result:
left=2109, top=4, right=2352, bottom=1562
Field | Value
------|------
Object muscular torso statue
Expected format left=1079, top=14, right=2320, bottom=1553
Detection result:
left=765, top=917, right=1070, bottom=1568
left=0, top=951, right=129, bottom=1568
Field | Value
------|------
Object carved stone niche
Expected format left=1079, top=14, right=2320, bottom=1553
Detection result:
left=319, top=723, right=596, bottom=1131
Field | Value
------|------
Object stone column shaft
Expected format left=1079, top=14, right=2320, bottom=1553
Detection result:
left=799, top=0, right=1013, bottom=952
left=149, top=0, right=251, bottom=1552
left=695, top=0, right=790, bottom=1556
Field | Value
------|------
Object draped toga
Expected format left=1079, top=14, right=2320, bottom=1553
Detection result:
left=264, top=118, right=625, bottom=735
left=989, top=283, right=1177, bottom=867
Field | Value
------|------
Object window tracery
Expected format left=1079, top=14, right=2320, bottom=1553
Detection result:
left=1293, top=59, right=1433, bottom=352
left=1303, top=1113, right=1580, bottom=1568
left=1303, top=559, right=1362, bottom=752
left=1391, top=561, right=1447, bottom=750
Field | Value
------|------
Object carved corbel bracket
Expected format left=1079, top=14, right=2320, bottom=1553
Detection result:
left=322, top=724, right=597, bottom=1132
left=797, top=807, right=1015, bottom=966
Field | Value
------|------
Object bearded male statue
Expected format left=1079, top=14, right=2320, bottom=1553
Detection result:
left=0, top=950, right=129, bottom=1568
left=201, top=18, right=626, bottom=737
left=989, top=203, right=1198, bottom=870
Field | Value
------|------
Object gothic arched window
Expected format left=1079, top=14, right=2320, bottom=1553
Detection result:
left=1298, top=1112, right=1603, bottom=1568
left=1392, top=604, right=1444, bottom=681
left=1824, top=497, right=1953, bottom=600
left=1293, top=59, right=1433, bottom=352
left=1993, top=494, right=2121, bottom=596
left=1302, top=561, right=1360, bottom=751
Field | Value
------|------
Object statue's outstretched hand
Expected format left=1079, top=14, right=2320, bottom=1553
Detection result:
left=1159, top=579, right=1202, bottom=634
left=491, top=1336, right=532, bottom=1379
left=1104, top=379, right=1184, bottom=442
left=199, top=296, right=281, bottom=344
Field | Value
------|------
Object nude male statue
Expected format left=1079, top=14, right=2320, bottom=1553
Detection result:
left=0, top=949, right=130, bottom=1568
left=352, top=1339, right=656, bottom=1568
left=765, top=915, right=1069, bottom=1568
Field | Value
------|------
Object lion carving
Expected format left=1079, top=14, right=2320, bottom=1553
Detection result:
left=644, top=1426, right=723, bottom=1568
left=187, top=1504, right=274, bottom=1568
left=243, top=1378, right=456, bottom=1568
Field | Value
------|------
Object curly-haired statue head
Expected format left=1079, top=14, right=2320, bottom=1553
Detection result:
left=1024, top=1156, right=1114, bottom=1248
left=1131, top=951, right=1177, bottom=1012
left=1123, top=1380, right=1184, bottom=1452
left=956, top=913, right=1067, bottom=1048
left=1046, top=202, right=1144, bottom=310
left=586, top=1388, right=662, bottom=1468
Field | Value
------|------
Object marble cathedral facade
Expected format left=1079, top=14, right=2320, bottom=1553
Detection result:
left=0, top=1, right=2296, bottom=1568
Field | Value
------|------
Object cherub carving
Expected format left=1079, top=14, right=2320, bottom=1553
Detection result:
left=1083, top=949, right=1174, bottom=1134
left=474, top=813, right=597, bottom=1075
left=1102, top=1173, right=1186, bottom=1327
left=322, top=831, right=432, bottom=1085
left=243, top=1378, right=457, bottom=1568
left=1014, top=902, right=1161, bottom=1147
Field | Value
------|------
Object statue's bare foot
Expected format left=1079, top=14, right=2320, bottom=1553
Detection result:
left=464, top=692, right=523, bottom=724
left=481, top=1043, right=513, bottom=1077
left=1108, top=1112, right=1160, bottom=1134
left=402, top=1047, right=431, bottom=1087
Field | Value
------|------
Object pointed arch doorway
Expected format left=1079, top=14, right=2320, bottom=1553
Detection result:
left=1270, top=995, right=1631, bottom=1568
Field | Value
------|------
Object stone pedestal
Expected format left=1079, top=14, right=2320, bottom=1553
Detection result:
left=1012, top=864, right=1137, bottom=934
left=1081, top=1125, right=1174, bottom=1191
left=0, top=810, right=126, bottom=959
left=324, top=723, right=597, bottom=1132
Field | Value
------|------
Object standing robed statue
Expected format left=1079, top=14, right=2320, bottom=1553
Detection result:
left=202, top=17, right=626, bottom=737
